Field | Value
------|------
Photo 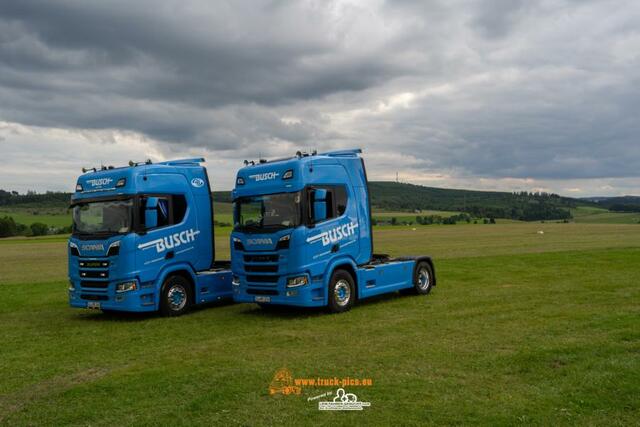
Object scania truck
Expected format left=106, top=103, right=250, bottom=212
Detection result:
left=230, top=149, right=436, bottom=312
left=68, top=158, right=232, bottom=316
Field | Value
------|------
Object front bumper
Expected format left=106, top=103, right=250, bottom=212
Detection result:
left=68, top=280, right=157, bottom=312
left=232, top=275, right=326, bottom=307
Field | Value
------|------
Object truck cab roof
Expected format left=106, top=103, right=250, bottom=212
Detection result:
left=232, top=149, right=364, bottom=199
left=71, top=158, right=208, bottom=203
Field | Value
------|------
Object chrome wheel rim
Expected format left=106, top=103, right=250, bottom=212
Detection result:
left=167, top=284, right=187, bottom=311
left=418, top=268, right=430, bottom=290
left=334, top=280, right=351, bottom=307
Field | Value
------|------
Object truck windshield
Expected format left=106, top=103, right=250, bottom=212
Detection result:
left=234, top=192, right=301, bottom=232
left=72, top=199, right=133, bottom=236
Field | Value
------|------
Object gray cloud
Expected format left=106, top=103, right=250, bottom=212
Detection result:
left=0, top=0, right=639, bottom=194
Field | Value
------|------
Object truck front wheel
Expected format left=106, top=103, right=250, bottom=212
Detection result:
left=328, top=269, right=355, bottom=313
left=160, top=275, right=192, bottom=317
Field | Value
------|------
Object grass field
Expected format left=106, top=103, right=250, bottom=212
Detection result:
left=0, top=223, right=639, bottom=425
left=3, top=200, right=640, bottom=233
left=0, top=207, right=71, bottom=228
left=571, top=206, right=640, bottom=224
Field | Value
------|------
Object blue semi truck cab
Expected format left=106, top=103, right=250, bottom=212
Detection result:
left=230, top=149, right=436, bottom=312
left=68, top=158, right=232, bottom=316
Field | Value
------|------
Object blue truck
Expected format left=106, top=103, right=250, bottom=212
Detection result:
left=230, top=149, right=436, bottom=312
left=68, top=158, right=232, bottom=316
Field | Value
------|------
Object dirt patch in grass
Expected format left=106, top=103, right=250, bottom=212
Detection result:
left=0, top=367, right=111, bottom=422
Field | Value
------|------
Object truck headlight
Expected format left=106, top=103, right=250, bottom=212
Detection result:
left=69, top=241, right=80, bottom=257
left=68, top=280, right=76, bottom=291
left=276, top=234, right=291, bottom=250
left=232, top=275, right=240, bottom=286
left=116, top=281, right=137, bottom=293
left=233, top=237, right=244, bottom=251
left=287, top=275, right=308, bottom=288
left=107, top=241, right=120, bottom=256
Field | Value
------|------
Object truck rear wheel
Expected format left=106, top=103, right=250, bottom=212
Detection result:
left=327, top=269, right=355, bottom=313
left=412, top=262, right=434, bottom=295
left=160, top=275, right=192, bottom=317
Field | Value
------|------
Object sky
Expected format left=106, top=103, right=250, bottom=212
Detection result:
left=0, top=0, right=639, bottom=196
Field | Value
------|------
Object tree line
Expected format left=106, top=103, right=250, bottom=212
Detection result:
left=0, top=216, right=71, bottom=238
left=369, top=182, right=577, bottom=221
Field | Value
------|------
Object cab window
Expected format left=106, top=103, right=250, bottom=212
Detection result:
left=140, top=194, right=188, bottom=230
left=308, top=185, right=348, bottom=224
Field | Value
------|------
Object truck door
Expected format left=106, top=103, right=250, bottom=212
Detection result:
left=305, top=183, right=359, bottom=270
left=135, top=194, right=196, bottom=283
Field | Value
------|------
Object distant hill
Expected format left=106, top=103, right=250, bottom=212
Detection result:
left=368, top=182, right=588, bottom=221
left=222, top=182, right=584, bottom=221
left=0, top=190, right=71, bottom=208
left=581, top=196, right=640, bottom=213
left=0, top=183, right=605, bottom=221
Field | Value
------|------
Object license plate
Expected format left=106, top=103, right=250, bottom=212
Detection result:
left=87, top=301, right=101, bottom=309
left=255, top=296, right=271, bottom=303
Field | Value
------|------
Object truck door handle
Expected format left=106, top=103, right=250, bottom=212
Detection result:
left=331, top=244, right=340, bottom=253
left=165, top=251, right=175, bottom=260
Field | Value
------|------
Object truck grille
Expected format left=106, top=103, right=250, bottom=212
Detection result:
left=244, top=254, right=279, bottom=263
left=80, top=270, right=109, bottom=279
left=81, top=281, right=109, bottom=289
left=246, top=275, right=279, bottom=283
left=79, top=260, right=109, bottom=268
left=244, top=264, right=278, bottom=273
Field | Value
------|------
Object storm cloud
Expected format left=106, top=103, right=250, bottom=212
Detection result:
left=0, top=0, right=638, bottom=194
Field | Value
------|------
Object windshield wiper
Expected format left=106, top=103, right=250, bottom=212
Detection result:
left=261, top=224, right=289, bottom=230
left=75, top=230, right=124, bottom=237
left=241, top=223, right=264, bottom=231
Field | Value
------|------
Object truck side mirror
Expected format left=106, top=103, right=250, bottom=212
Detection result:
left=313, top=189, right=328, bottom=223
left=145, top=197, right=159, bottom=229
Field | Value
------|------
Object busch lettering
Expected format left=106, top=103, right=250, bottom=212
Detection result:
left=86, top=178, right=113, bottom=187
left=249, top=172, right=280, bottom=181
left=138, top=229, right=200, bottom=253
left=306, top=221, right=359, bottom=246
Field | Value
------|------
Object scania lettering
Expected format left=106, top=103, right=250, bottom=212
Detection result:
left=231, top=149, right=436, bottom=313
left=68, top=158, right=232, bottom=316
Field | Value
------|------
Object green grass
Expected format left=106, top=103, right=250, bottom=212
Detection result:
left=0, top=207, right=71, bottom=228
left=213, top=202, right=233, bottom=225
left=3, top=200, right=638, bottom=233
left=0, top=224, right=639, bottom=425
left=571, top=206, right=640, bottom=224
